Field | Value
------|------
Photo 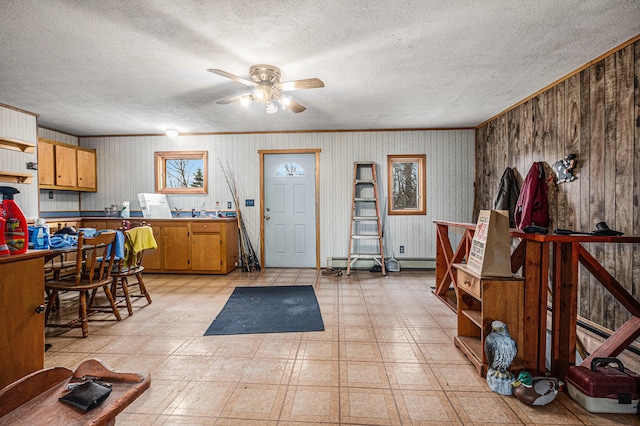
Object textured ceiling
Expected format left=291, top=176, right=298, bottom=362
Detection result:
left=1, top=0, right=639, bottom=136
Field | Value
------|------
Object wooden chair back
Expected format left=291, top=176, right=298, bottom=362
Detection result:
left=74, top=231, right=117, bottom=286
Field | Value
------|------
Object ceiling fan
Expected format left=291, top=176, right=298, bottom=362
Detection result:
left=207, top=64, right=324, bottom=114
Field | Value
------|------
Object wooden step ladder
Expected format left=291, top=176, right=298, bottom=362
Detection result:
left=347, top=162, right=386, bottom=276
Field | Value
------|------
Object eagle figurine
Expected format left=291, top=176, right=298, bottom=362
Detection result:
left=512, top=371, right=562, bottom=406
left=484, top=320, right=518, bottom=395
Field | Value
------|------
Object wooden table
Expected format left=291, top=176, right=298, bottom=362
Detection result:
left=0, top=359, right=150, bottom=425
left=434, top=220, right=640, bottom=379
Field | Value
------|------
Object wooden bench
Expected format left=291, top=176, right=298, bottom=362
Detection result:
left=0, top=359, right=150, bottom=425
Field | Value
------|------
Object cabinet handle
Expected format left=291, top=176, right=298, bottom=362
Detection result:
left=35, top=305, right=45, bottom=314
left=463, top=281, right=471, bottom=287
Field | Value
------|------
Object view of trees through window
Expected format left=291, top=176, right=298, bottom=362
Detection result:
left=392, top=161, right=418, bottom=209
left=165, top=158, right=204, bottom=188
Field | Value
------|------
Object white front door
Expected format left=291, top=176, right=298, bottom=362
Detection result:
left=263, top=153, right=316, bottom=267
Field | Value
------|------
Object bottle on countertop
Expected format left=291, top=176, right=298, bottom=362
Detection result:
left=216, top=201, right=221, bottom=217
left=0, top=204, right=9, bottom=256
left=0, top=186, right=28, bottom=254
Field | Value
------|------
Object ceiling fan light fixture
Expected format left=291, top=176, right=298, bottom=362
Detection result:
left=165, top=129, right=179, bottom=137
left=253, top=86, right=269, bottom=103
left=266, top=102, right=278, bottom=114
left=280, top=97, right=291, bottom=108
left=240, top=95, right=251, bottom=107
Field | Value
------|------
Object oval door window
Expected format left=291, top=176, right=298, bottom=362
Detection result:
left=274, top=162, right=306, bottom=177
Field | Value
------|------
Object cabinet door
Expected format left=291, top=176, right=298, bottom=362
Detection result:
left=82, top=220, right=107, bottom=230
left=0, top=258, right=45, bottom=388
left=142, top=226, right=163, bottom=270
left=54, top=144, right=77, bottom=187
left=163, top=225, right=190, bottom=270
left=37, top=140, right=55, bottom=186
left=77, top=149, right=96, bottom=190
left=192, top=233, right=222, bottom=271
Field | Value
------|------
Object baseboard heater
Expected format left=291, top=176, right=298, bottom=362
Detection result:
left=326, top=257, right=435, bottom=270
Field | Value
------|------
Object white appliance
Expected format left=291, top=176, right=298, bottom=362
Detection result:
left=138, top=193, right=173, bottom=218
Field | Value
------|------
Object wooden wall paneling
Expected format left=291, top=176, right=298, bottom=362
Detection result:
left=588, top=59, right=607, bottom=324
left=474, top=126, right=486, bottom=220
left=552, top=83, right=565, bottom=230
left=603, top=53, right=618, bottom=330
left=579, top=67, right=592, bottom=318
left=508, top=105, right=522, bottom=175
left=531, top=93, right=545, bottom=163
left=634, top=42, right=640, bottom=304
left=565, top=74, right=581, bottom=232
left=614, top=45, right=635, bottom=329
left=520, top=100, right=533, bottom=182
left=496, top=113, right=508, bottom=186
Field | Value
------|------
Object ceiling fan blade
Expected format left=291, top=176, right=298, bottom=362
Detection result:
left=208, top=69, right=257, bottom=87
left=283, top=98, right=306, bottom=113
left=276, top=78, right=325, bottom=92
left=216, top=92, right=252, bottom=104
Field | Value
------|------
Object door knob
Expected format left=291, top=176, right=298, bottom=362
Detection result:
left=35, top=305, right=45, bottom=314
left=264, top=215, right=271, bottom=220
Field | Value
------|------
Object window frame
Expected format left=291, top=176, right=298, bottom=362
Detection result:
left=155, top=151, right=208, bottom=194
left=387, top=154, right=426, bottom=215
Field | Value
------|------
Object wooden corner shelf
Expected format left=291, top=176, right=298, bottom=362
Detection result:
left=0, top=137, right=35, bottom=154
left=0, top=172, right=33, bottom=184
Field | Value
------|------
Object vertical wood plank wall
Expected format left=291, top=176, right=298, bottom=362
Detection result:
left=475, top=40, right=640, bottom=331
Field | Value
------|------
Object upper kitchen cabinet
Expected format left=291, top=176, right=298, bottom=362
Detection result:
left=38, top=138, right=97, bottom=192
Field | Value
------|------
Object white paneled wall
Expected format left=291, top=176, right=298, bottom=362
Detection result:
left=80, top=130, right=474, bottom=265
left=0, top=106, right=38, bottom=218
left=38, top=128, right=78, bottom=146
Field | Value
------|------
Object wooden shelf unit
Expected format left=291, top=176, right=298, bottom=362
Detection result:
left=0, top=172, right=32, bottom=184
left=0, top=137, right=35, bottom=154
left=453, top=263, right=526, bottom=377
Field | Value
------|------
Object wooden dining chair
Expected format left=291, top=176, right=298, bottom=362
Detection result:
left=44, top=231, right=122, bottom=338
left=111, top=226, right=155, bottom=316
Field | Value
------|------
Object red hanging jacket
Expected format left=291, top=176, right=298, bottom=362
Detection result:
left=515, top=162, right=549, bottom=229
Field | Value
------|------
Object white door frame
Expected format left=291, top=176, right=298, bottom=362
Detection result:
left=259, top=148, right=321, bottom=269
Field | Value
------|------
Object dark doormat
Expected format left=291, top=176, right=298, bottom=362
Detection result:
left=204, top=285, right=325, bottom=335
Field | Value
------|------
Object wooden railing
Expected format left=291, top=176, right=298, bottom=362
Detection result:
left=434, top=219, right=640, bottom=378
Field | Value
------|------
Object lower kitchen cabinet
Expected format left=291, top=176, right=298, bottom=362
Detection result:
left=76, top=218, right=238, bottom=274
left=162, top=224, right=190, bottom=271
left=0, top=251, right=48, bottom=388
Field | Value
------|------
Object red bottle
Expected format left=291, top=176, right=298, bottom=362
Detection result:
left=0, top=187, right=28, bottom=254
left=0, top=205, right=9, bottom=256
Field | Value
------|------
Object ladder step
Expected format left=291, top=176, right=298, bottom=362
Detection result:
left=354, top=161, right=375, bottom=165
left=351, top=235, right=380, bottom=239
left=355, top=179, right=375, bottom=184
left=354, top=197, right=377, bottom=202
left=353, top=216, right=379, bottom=221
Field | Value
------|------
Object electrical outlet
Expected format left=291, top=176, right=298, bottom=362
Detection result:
left=245, top=199, right=255, bottom=207
left=227, top=201, right=232, bottom=209
left=48, top=191, right=54, bottom=199
left=399, top=245, right=404, bottom=254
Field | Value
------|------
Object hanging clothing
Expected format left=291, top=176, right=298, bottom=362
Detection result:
left=494, top=167, right=520, bottom=228
left=515, top=162, right=549, bottom=230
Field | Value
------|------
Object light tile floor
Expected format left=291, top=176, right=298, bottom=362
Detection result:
left=44, top=269, right=640, bottom=425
